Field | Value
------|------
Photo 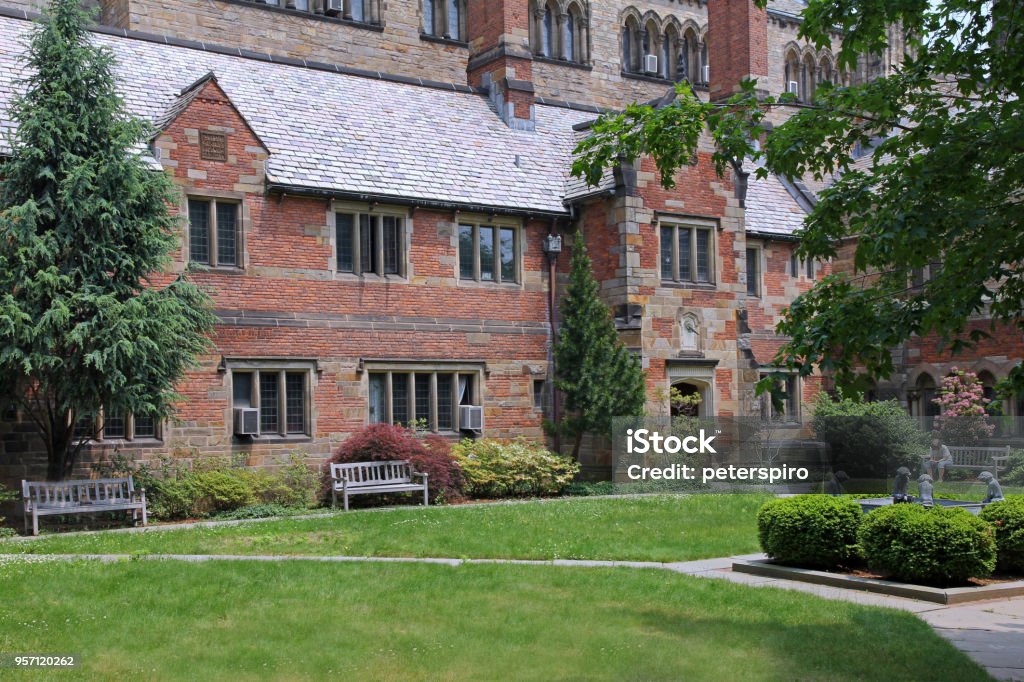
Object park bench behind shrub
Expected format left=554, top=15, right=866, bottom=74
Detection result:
left=920, top=445, right=1011, bottom=476
left=330, top=460, right=428, bottom=511
left=22, top=477, right=147, bottom=536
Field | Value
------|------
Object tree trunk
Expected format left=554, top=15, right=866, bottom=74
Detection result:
left=45, top=411, right=74, bottom=481
left=571, top=430, right=584, bottom=462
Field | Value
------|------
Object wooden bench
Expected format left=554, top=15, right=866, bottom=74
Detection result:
left=330, top=461, right=428, bottom=511
left=22, top=477, right=147, bottom=536
left=920, top=445, right=1011, bottom=476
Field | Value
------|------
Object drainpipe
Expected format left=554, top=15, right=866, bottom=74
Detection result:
left=542, top=227, right=564, bottom=453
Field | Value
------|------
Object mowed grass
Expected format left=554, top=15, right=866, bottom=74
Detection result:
left=0, top=558, right=988, bottom=682
left=0, top=495, right=768, bottom=562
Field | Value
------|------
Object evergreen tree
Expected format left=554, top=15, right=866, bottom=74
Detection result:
left=553, top=231, right=647, bottom=460
left=0, top=0, right=215, bottom=479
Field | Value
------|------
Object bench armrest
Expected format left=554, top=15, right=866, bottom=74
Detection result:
left=991, top=456, right=1010, bottom=463
left=413, top=472, right=428, bottom=482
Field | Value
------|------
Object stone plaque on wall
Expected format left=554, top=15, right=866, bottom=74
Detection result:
left=199, top=131, right=228, bottom=162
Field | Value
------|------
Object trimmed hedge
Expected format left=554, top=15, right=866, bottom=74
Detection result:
left=859, top=503, right=996, bottom=585
left=979, top=495, right=1024, bottom=573
left=757, top=495, right=863, bottom=569
left=452, top=438, right=579, bottom=498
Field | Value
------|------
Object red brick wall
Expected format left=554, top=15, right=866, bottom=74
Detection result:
left=707, top=0, right=769, bottom=100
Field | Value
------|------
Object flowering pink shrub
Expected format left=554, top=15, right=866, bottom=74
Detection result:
left=933, top=368, right=995, bottom=445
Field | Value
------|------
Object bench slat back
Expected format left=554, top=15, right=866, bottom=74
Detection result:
left=331, top=461, right=412, bottom=488
left=23, top=477, right=135, bottom=508
left=948, top=446, right=1009, bottom=467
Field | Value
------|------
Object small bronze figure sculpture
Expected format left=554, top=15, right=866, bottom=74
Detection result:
left=893, top=467, right=914, bottom=503
left=825, top=470, right=849, bottom=496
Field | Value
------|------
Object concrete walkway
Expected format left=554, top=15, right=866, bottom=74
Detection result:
left=9, top=551, right=1023, bottom=680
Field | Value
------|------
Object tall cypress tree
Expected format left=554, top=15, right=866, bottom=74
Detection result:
left=554, top=231, right=647, bottom=460
left=0, top=0, right=215, bottom=479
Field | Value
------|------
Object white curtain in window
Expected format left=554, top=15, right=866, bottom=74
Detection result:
left=369, top=375, right=386, bottom=424
left=351, top=0, right=364, bottom=22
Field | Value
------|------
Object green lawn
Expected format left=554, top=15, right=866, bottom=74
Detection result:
left=0, top=557, right=988, bottom=681
left=1, top=494, right=768, bottom=562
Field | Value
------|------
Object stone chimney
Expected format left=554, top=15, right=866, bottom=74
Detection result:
left=707, top=0, right=769, bottom=101
left=466, top=0, right=535, bottom=131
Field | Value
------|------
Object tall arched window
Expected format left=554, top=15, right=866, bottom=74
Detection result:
left=643, top=18, right=659, bottom=74
left=566, top=2, right=589, bottom=63
left=681, top=27, right=699, bottom=83
left=623, top=16, right=641, bottom=72
left=784, top=50, right=800, bottom=96
left=423, top=0, right=465, bottom=41
left=819, top=56, right=834, bottom=85
left=541, top=3, right=554, bottom=57
left=447, top=0, right=462, bottom=40
left=802, top=53, right=817, bottom=102
left=563, top=10, right=575, bottom=60
left=699, top=38, right=708, bottom=84
left=662, top=24, right=679, bottom=80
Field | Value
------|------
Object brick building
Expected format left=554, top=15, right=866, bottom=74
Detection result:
left=2, top=0, right=1010, bottom=484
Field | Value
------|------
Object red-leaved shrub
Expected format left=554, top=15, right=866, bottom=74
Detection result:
left=323, top=423, right=464, bottom=505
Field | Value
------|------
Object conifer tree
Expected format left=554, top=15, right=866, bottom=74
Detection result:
left=0, top=0, right=215, bottom=479
left=554, top=231, right=647, bottom=460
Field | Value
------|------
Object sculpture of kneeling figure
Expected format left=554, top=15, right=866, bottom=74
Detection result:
left=978, top=471, right=1005, bottom=504
left=893, top=467, right=914, bottom=503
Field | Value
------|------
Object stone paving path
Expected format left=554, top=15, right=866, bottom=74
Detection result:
left=10, top=551, right=1023, bottom=680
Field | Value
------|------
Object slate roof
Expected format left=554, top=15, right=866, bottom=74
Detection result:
left=0, top=12, right=809, bottom=233
left=0, top=14, right=593, bottom=215
left=744, top=164, right=810, bottom=237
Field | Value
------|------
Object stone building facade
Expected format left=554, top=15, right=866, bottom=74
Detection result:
left=1, top=0, right=979, bottom=486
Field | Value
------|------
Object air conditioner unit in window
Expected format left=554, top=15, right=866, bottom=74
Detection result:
left=702, top=64, right=710, bottom=83
left=324, top=0, right=341, bottom=15
left=234, top=407, right=259, bottom=436
left=644, top=54, right=659, bottom=75
left=459, top=405, right=484, bottom=432
left=787, top=80, right=800, bottom=95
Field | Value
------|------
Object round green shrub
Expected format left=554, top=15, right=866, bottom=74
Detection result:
left=757, top=495, right=863, bottom=569
left=452, top=438, right=580, bottom=498
left=859, top=503, right=996, bottom=585
left=979, top=495, right=1024, bottom=573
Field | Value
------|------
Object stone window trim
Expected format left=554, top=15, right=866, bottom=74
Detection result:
left=456, top=216, right=523, bottom=286
left=363, top=360, right=485, bottom=433
left=659, top=218, right=718, bottom=286
left=418, top=33, right=469, bottom=48
left=183, top=193, right=247, bottom=272
left=746, top=243, right=763, bottom=298
left=758, top=368, right=801, bottom=425
left=621, top=11, right=707, bottom=85
left=220, top=0, right=386, bottom=32
left=74, top=409, right=163, bottom=446
left=227, top=358, right=318, bottom=440
left=330, top=202, right=410, bottom=281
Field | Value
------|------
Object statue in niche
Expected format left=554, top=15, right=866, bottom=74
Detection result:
left=978, top=471, right=1005, bottom=504
left=680, top=315, right=700, bottom=353
left=917, top=474, right=934, bottom=506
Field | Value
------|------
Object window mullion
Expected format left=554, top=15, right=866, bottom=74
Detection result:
left=385, top=371, right=394, bottom=425
left=672, top=226, right=680, bottom=282
left=253, top=371, right=262, bottom=436
left=430, top=372, right=438, bottom=432
left=473, top=226, right=481, bottom=281
left=209, top=201, right=219, bottom=267
left=353, top=213, right=362, bottom=275
left=278, top=370, right=286, bottom=436
left=375, top=215, right=384, bottom=276
left=690, top=229, right=697, bottom=284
